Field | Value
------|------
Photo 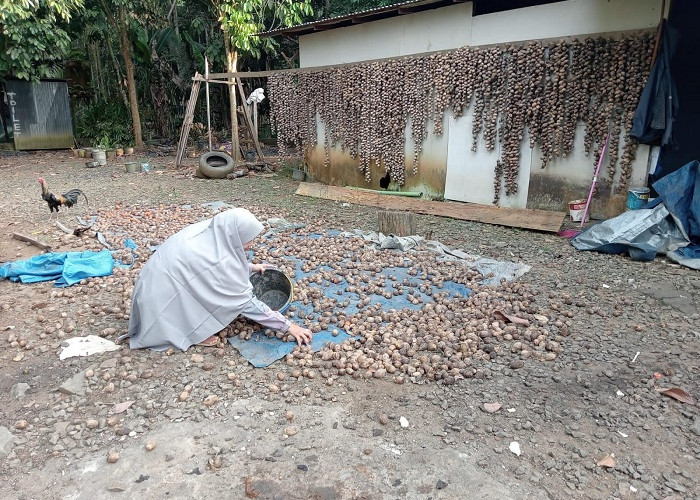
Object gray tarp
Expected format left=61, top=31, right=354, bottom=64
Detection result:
left=571, top=161, right=700, bottom=270
left=571, top=204, right=687, bottom=261
left=342, top=230, right=530, bottom=284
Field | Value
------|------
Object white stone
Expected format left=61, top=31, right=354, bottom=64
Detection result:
left=10, top=383, right=30, bottom=400
left=399, top=417, right=409, bottom=428
left=0, top=426, right=15, bottom=459
left=509, top=441, right=521, bottom=456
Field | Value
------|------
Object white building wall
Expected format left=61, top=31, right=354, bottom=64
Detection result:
left=300, top=0, right=662, bottom=68
left=471, top=0, right=663, bottom=45
left=299, top=3, right=473, bottom=67
left=445, top=112, right=533, bottom=208
left=297, top=0, right=664, bottom=212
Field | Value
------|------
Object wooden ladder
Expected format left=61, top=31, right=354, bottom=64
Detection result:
left=176, top=74, right=265, bottom=167
left=235, top=79, right=265, bottom=162
left=175, top=73, right=202, bottom=167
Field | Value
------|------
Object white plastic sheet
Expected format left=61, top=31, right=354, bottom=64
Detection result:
left=60, top=335, right=121, bottom=360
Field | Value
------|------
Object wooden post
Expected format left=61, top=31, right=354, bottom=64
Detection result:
left=253, top=100, right=258, bottom=144
left=236, top=79, right=265, bottom=162
left=175, top=74, right=201, bottom=167
left=377, top=210, right=416, bottom=236
left=204, top=55, right=212, bottom=151
left=224, top=38, right=241, bottom=161
left=649, top=0, right=666, bottom=70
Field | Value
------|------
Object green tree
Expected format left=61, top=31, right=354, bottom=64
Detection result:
left=95, top=0, right=151, bottom=148
left=0, top=0, right=84, bottom=79
left=311, top=0, right=396, bottom=20
left=216, top=0, right=313, bottom=158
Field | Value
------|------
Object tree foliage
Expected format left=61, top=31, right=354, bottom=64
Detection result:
left=312, top=0, right=396, bottom=20
left=0, top=0, right=84, bottom=79
left=2, top=0, right=379, bottom=144
left=218, top=0, right=313, bottom=58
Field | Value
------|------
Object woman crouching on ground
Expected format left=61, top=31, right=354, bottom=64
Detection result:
left=127, top=207, right=312, bottom=350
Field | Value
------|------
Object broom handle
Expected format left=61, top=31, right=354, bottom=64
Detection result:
left=580, top=132, right=610, bottom=228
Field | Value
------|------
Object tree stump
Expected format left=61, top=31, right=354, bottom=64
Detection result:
left=377, top=210, right=416, bottom=236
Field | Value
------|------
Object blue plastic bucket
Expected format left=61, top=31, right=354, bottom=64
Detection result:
left=627, top=187, right=650, bottom=210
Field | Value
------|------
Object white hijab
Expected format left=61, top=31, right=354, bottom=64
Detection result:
left=128, top=208, right=265, bottom=350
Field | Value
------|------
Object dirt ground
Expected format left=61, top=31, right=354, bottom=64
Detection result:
left=0, top=151, right=698, bottom=500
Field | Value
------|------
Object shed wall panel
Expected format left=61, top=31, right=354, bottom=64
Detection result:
left=5, top=80, right=74, bottom=150
left=471, top=0, right=662, bottom=46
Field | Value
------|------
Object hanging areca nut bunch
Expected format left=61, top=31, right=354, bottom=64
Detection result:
left=269, top=32, right=652, bottom=199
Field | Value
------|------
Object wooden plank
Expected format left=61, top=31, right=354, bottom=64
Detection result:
left=203, top=28, right=653, bottom=80
left=295, top=183, right=565, bottom=233
left=236, top=79, right=265, bottom=162
left=175, top=75, right=202, bottom=167
left=12, top=233, right=51, bottom=252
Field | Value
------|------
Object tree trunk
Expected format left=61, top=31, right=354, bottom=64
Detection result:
left=173, top=1, right=179, bottom=37
left=224, top=36, right=240, bottom=160
left=105, top=37, right=129, bottom=109
left=118, top=7, right=144, bottom=149
left=88, top=42, right=104, bottom=102
left=377, top=210, right=416, bottom=236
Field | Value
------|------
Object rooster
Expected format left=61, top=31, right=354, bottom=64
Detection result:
left=38, top=177, right=88, bottom=213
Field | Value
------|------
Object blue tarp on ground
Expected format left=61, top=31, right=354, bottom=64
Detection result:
left=0, top=250, right=115, bottom=286
left=228, top=329, right=354, bottom=368
left=572, top=161, right=700, bottom=269
left=228, top=237, right=472, bottom=367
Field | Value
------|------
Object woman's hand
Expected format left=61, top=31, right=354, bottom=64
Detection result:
left=287, top=323, right=313, bottom=347
left=250, top=263, right=275, bottom=274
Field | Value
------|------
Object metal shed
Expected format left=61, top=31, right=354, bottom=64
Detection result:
left=2, top=79, right=74, bottom=150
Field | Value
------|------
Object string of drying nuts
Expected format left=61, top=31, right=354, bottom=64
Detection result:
left=269, top=33, right=653, bottom=199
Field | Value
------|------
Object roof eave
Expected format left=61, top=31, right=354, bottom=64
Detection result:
left=257, top=0, right=468, bottom=38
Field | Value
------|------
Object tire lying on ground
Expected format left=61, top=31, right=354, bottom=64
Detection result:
left=198, top=151, right=235, bottom=179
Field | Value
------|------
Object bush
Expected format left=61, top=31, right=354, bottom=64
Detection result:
left=73, top=98, right=133, bottom=148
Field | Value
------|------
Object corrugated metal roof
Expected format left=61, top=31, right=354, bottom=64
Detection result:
left=5, top=80, right=75, bottom=150
left=258, top=0, right=467, bottom=37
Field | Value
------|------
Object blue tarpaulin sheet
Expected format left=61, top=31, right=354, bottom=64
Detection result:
left=228, top=237, right=472, bottom=367
left=648, top=160, right=700, bottom=243
left=228, top=329, right=354, bottom=368
left=0, top=250, right=115, bottom=287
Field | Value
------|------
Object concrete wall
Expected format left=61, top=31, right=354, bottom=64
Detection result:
left=445, top=112, right=651, bottom=217
left=307, top=115, right=448, bottom=198
left=445, top=111, right=533, bottom=208
left=298, top=0, right=664, bottom=213
left=471, top=0, right=663, bottom=45
left=299, top=3, right=473, bottom=68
